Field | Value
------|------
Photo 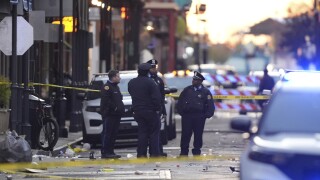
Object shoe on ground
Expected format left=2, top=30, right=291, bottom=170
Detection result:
left=101, top=154, right=121, bottom=159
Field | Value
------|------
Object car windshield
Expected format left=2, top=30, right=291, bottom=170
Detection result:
left=118, top=78, right=131, bottom=96
left=260, top=91, right=320, bottom=134
left=198, top=68, right=217, bottom=75
left=86, top=76, right=134, bottom=100
left=165, top=76, right=192, bottom=91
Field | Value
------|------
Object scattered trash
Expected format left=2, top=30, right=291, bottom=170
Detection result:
left=23, top=168, right=47, bottom=173
left=134, top=170, right=143, bottom=175
left=65, top=148, right=75, bottom=157
left=127, top=154, right=134, bottom=159
left=176, top=165, right=180, bottom=168
left=89, top=151, right=96, bottom=160
left=155, top=162, right=161, bottom=167
left=73, top=146, right=83, bottom=153
left=82, top=143, right=91, bottom=151
left=58, top=151, right=64, bottom=157
left=203, top=165, right=209, bottom=171
left=32, top=155, right=48, bottom=161
left=208, top=149, right=213, bottom=156
left=98, top=168, right=114, bottom=172
left=6, top=175, right=12, bottom=180
left=70, top=157, right=76, bottom=161
left=0, top=130, right=32, bottom=163
left=229, top=166, right=240, bottom=173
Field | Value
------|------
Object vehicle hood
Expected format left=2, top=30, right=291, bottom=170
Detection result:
left=253, top=133, right=320, bottom=155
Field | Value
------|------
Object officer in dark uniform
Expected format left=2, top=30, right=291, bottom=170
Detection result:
left=100, top=70, right=125, bottom=159
left=177, top=71, right=215, bottom=156
left=147, top=59, right=167, bottom=157
left=128, top=63, right=162, bottom=158
left=257, top=68, right=275, bottom=108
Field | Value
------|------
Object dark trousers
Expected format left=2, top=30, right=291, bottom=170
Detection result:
left=180, top=113, right=206, bottom=155
left=149, top=115, right=164, bottom=155
left=101, top=115, right=121, bottom=155
left=134, top=110, right=160, bottom=157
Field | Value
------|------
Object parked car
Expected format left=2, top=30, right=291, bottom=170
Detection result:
left=231, top=70, right=320, bottom=179
left=81, top=71, right=177, bottom=146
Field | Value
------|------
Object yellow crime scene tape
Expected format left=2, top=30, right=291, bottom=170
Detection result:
left=2, top=155, right=235, bottom=180
left=0, top=81, right=269, bottom=99
left=0, top=155, right=236, bottom=172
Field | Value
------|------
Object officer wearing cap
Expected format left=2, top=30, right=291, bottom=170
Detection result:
left=100, top=70, right=124, bottom=159
left=177, top=71, right=215, bottom=156
left=128, top=63, right=162, bottom=157
left=147, top=59, right=167, bottom=157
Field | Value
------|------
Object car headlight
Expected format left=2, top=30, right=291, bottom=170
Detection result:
left=248, top=145, right=293, bottom=165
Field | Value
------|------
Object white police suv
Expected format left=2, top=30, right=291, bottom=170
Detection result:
left=231, top=71, right=320, bottom=180
left=82, top=71, right=177, bottom=146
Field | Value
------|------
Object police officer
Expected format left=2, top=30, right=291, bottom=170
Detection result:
left=177, top=71, right=215, bottom=156
left=257, top=68, right=275, bottom=108
left=128, top=63, right=162, bottom=158
left=100, top=70, right=124, bottom=159
left=147, top=59, right=167, bottom=157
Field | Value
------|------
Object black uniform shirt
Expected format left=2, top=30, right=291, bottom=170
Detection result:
left=177, top=84, right=215, bottom=118
left=128, top=75, right=161, bottom=112
left=100, top=81, right=125, bottom=117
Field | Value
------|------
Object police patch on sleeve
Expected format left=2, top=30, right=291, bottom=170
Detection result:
left=104, top=86, right=109, bottom=90
left=208, top=95, right=212, bottom=99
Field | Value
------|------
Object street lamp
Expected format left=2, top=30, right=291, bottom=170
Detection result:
left=194, top=3, right=206, bottom=72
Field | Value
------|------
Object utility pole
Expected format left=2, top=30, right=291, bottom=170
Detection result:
left=57, top=0, right=68, bottom=137
left=9, top=0, right=18, bottom=132
left=21, top=0, right=32, bottom=144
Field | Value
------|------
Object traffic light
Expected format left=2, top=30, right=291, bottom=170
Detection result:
left=121, top=7, right=126, bottom=19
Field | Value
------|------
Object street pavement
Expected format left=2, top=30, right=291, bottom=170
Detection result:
left=0, top=112, right=261, bottom=179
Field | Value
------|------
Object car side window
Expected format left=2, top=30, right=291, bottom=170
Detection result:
left=86, top=80, right=103, bottom=100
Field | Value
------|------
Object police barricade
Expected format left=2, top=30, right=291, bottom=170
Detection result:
left=211, top=89, right=264, bottom=113
left=212, top=74, right=259, bottom=85
left=208, top=74, right=263, bottom=113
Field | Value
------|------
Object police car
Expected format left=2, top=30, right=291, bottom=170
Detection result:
left=231, top=70, right=320, bottom=179
left=81, top=71, right=177, bottom=146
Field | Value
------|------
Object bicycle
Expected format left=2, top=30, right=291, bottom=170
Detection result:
left=29, top=93, right=59, bottom=151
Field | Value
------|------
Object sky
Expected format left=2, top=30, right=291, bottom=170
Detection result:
left=187, top=0, right=313, bottom=44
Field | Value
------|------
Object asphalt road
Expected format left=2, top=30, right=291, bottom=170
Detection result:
left=0, top=112, right=261, bottom=180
